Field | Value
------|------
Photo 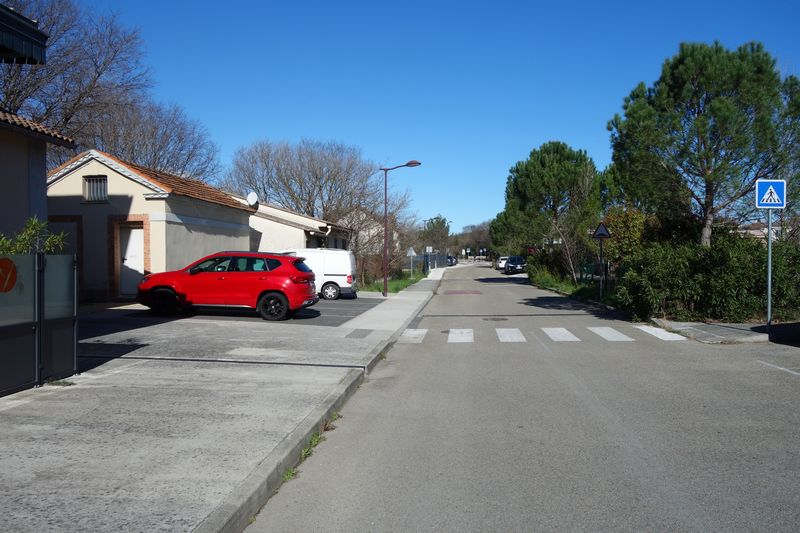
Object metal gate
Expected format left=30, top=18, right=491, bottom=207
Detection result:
left=0, top=254, right=77, bottom=397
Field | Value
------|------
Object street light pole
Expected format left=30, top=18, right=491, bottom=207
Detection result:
left=381, top=160, right=421, bottom=297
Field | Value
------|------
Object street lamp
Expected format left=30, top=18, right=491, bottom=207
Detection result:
left=381, top=160, right=420, bottom=296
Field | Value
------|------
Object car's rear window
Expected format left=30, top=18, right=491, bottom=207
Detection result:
left=293, top=260, right=312, bottom=272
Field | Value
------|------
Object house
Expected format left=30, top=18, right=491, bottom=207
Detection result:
left=47, top=150, right=254, bottom=300
left=230, top=194, right=351, bottom=252
left=1, top=4, right=75, bottom=236
left=739, top=221, right=782, bottom=241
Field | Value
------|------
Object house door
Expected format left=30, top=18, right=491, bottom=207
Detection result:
left=119, top=226, right=144, bottom=296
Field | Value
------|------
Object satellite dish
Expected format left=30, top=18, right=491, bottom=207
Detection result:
left=246, top=191, right=259, bottom=207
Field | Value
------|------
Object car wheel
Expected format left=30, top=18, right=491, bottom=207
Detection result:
left=258, top=292, right=289, bottom=321
left=321, top=282, right=340, bottom=300
left=150, top=289, right=177, bottom=315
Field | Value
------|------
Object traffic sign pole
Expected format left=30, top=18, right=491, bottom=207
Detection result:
left=767, top=209, right=772, bottom=327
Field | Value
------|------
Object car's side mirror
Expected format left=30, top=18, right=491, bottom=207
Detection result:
left=189, top=266, right=202, bottom=275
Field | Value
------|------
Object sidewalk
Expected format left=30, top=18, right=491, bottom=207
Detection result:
left=0, top=273, right=441, bottom=533
left=653, top=318, right=769, bottom=344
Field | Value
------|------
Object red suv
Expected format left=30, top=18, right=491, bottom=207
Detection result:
left=137, top=251, right=318, bottom=320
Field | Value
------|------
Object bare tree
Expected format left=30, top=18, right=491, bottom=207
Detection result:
left=1, top=0, right=219, bottom=179
left=1, top=0, right=150, bottom=165
left=225, top=138, right=412, bottom=281
left=87, top=100, right=219, bottom=180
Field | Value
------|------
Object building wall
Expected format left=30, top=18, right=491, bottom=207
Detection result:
left=0, top=129, right=46, bottom=236
left=247, top=213, right=307, bottom=252
left=47, top=159, right=165, bottom=299
left=162, top=195, right=250, bottom=271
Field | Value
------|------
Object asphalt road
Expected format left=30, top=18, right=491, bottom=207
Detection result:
left=249, top=263, right=800, bottom=531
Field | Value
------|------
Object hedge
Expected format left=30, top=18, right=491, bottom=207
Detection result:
left=614, top=232, right=800, bottom=322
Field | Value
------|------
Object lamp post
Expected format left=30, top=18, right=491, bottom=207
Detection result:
left=381, top=160, right=420, bottom=296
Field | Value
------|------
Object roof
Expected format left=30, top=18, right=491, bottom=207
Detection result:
left=47, top=149, right=254, bottom=213
left=228, top=193, right=351, bottom=233
left=0, top=4, right=47, bottom=65
left=0, top=109, right=74, bottom=147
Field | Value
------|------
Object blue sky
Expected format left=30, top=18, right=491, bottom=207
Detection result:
left=84, top=0, right=799, bottom=232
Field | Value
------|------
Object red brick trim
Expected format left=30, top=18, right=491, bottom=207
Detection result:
left=107, top=214, right=150, bottom=297
left=48, top=214, right=84, bottom=288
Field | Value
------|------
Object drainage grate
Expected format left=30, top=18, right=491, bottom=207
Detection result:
left=482, top=317, right=508, bottom=321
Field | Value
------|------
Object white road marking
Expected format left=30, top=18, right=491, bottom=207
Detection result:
left=398, top=328, right=428, bottom=344
left=496, top=328, right=526, bottom=343
left=541, top=328, right=581, bottom=342
left=448, top=328, right=474, bottom=343
left=757, top=360, right=800, bottom=377
left=634, top=325, right=686, bottom=340
left=588, top=327, right=634, bottom=342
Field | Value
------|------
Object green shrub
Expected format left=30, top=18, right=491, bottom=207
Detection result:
left=612, top=231, right=798, bottom=321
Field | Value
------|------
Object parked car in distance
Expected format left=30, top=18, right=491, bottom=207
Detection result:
left=446, top=256, right=457, bottom=266
left=504, top=255, right=526, bottom=274
left=281, top=248, right=357, bottom=300
left=496, top=256, right=509, bottom=270
left=137, top=251, right=318, bottom=320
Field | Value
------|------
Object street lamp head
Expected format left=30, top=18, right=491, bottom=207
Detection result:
left=405, top=160, right=421, bottom=167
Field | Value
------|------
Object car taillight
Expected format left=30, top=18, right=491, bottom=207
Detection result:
left=347, top=275, right=353, bottom=284
left=290, top=275, right=309, bottom=284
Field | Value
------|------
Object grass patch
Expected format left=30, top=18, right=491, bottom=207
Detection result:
left=282, top=467, right=297, bottom=482
left=45, top=379, right=74, bottom=387
left=362, top=272, right=425, bottom=293
left=528, top=266, right=617, bottom=307
left=299, top=431, right=327, bottom=461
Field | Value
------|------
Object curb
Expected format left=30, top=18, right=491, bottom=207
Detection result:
left=193, top=272, right=443, bottom=532
left=193, top=368, right=364, bottom=533
left=651, top=318, right=769, bottom=344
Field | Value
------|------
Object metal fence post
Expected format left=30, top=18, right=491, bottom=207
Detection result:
left=34, top=252, right=44, bottom=386
left=73, top=253, right=78, bottom=375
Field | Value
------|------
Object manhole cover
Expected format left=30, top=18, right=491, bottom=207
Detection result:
left=482, top=317, right=508, bottom=321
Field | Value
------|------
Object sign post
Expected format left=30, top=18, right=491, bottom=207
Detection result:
left=592, top=222, right=611, bottom=299
left=406, top=247, right=416, bottom=272
left=755, top=179, right=786, bottom=330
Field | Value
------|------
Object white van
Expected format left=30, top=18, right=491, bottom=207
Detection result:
left=281, top=248, right=357, bottom=300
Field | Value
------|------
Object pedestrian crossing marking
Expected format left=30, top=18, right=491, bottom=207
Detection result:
left=397, top=328, right=427, bottom=343
left=541, top=327, right=581, bottom=342
left=447, top=328, right=474, bottom=343
left=496, top=328, right=526, bottom=343
left=634, top=325, right=686, bottom=340
left=588, top=327, right=633, bottom=342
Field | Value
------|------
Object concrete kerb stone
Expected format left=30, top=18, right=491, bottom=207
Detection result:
left=652, top=317, right=769, bottom=344
left=193, top=368, right=364, bottom=533
left=193, top=271, right=443, bottom=532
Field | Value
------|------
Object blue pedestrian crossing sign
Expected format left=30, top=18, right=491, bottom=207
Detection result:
left=755, top=179, right=786, bottom=209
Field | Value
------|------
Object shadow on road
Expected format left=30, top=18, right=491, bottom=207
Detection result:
left=474, top=276, right=530, bottom=285
left=518, top=296, right=625, bottom=320
left=767, top=322, right=800, bottom=347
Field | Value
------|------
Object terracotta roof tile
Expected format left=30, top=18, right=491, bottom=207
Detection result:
left=0, top=110, right=74, bottom=147
left=98, top=151, right=254, bottom=213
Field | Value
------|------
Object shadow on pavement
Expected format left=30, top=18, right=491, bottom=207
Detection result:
left=474, top=276, right=530, bottom=284
left=518, top=296, right=625, bottom=320
left=77, top=343, right=147, bottom=372
left=768, top=322, right=800, bottom=347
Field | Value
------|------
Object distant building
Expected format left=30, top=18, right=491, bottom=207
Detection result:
left=229, top=194, right=350, bottom=252
left=47, top=150, right=254, bottom=300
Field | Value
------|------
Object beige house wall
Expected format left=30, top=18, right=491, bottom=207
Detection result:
left=162, top=196, right=250, bottom=271
left=248, top=214, right=307, bottom=252
left=0, top=129, right=47, bottom=236
left=47, top=159, right=165, bottom=299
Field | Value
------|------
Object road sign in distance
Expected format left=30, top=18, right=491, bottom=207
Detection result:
left=593, top=222, right=611, bottom=239
left=756, top=179, right=786, bottom=209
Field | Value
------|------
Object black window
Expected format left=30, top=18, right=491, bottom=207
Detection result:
left=246, top=257, right=281, bottom=271
left=293, top=260, right=312, bottom=272
left=191, top=257, right=231, bottom=273
left=228, top=257, right=249, bottom=272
